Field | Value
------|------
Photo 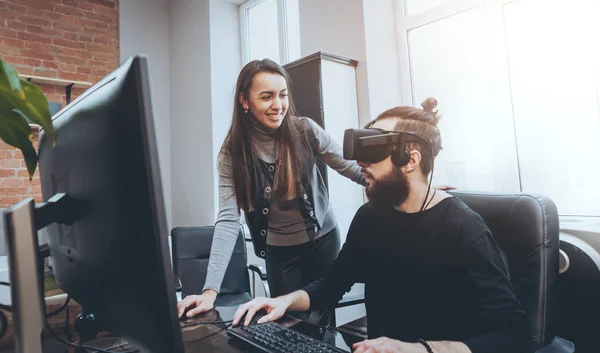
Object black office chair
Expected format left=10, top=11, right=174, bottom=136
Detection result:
left=338, top=191, right=574, bottom=352
left=171, top=225, right=269, bottom=306
left=449, top=191, right=574, bottom=352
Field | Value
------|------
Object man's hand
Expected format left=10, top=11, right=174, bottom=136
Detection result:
left=232, top=297, right=289, bottom=326
left=434, top=184, right=457, bottom=191
left=352, top=337, right=427, bottom=353
left=353, top=337, right=472, bottom=353
left=177, top=290, right=217, bottom=319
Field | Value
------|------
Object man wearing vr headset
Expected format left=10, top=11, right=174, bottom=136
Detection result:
left=233, top=98, right=530, bottom=353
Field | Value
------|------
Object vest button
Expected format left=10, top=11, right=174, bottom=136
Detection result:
left=262, top=208, right=269, bottom=215
left=265, top=186, right=272, bottom=193
left=313, top=226, right=318, bottom=233
left=268, top=166, right=275, bottom=172
left=260, top=229, right=266, bottom=236
left=260, top=250, right=265, bottom=257
left=303, top=194, right=308, bottom=200
left=309, top=211, right=314, bottom=217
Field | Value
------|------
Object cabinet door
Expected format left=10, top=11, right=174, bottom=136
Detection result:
left=285, top=59, right=323, bottom=113
left=285, top=60, right=328, bottom=189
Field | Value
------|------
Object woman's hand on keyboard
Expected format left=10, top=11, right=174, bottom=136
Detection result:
left=233, top=297, right=288, bottom=326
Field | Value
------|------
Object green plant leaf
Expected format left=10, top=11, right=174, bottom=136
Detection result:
left=0, top=110, right=37, bottom=178
left=20, top=140, right=38, bottom=179
left=0, top=58, right=55, bottom=145
left=0, top=59, right=24, bottom=100
left=0, top=57, right=55, bottom=179
left=0, top=109, right=32, bottom=145
left=19, top=79, right=55, bottom=145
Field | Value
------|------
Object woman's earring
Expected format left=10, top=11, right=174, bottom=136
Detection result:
left=244, top=109, right=248, bottom=114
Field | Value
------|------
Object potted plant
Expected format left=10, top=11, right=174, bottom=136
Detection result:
left=0, top=58, right=55, bottom=179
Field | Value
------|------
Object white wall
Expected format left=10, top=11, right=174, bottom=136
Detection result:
left=209, top=0, right=242, bottom=216
left=119, top=0, right=172, bottom=228
left=169, top=0, right=215, bottom=227
left=362, top=0, right=403, bottom=121
left=297, top=0, right=371, bottom=124
left=168, top=0, right=243, bottom=227
left=298, top=0, right=366, bottom=62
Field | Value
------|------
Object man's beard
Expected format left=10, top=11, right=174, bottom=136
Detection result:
left=365, top=166, right=409, bottom=208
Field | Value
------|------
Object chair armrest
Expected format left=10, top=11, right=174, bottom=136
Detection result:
left=535, top=337, right=575, bottom=353
left=336, top=294, right=365, bottom=308
left=174, top=276, right=182, bottom=293
left=248, top=265, right=267, bottom=281
left=248, top=264, right=271, bottom=298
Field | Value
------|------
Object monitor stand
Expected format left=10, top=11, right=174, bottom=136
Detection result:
left=2, top=195, right=83, bottom=353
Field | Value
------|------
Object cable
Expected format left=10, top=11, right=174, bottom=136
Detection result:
left=91, top=341, right=130, bottom=353
left=65, top=302, right=72, bottom=341
left=191, top=323, right=232, bottom=342
left=0, top=281, right=9, bottom=286
left=420, top=158, right=436, bottom=211
left=44, top=320, right=139, bottom=353
left=46, top=295, right=71, bottom=317
left=45, top=294, right=74, bottom=342
left=180, top=319, right=233, bottom=329
left=423, top=188, right=436, bottom=210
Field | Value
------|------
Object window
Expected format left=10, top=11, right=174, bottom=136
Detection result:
left=239, top=0, right=301, bottom=64
left=395, top=0, right=600, bottom=217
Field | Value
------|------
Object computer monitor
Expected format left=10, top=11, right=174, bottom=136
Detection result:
left=33, top=55, right=183, bottom=352
left=3, top=199, right=46, bottom=353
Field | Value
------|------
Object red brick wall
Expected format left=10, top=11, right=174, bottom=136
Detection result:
left=0, top=0, right=120, bottom=208
left=0, top=130, right=41, bottom=207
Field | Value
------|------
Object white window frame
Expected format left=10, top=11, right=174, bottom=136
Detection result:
left=393, top=0, right=600, bottom=218
left=239, top=0, right=290, bottom=64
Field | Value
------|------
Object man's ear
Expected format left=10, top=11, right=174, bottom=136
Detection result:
left=239, top=93, right=249, bottom=110
left=404, top=149, right=422, bottom=174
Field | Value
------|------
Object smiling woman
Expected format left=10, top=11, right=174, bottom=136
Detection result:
left=176, top=58, right=366, bottom=323
left=240, top=72, right=289, bottom=132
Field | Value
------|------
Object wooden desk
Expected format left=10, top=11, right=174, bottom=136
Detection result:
left=0, top=294, right=81, bottom=353
left=174, top=307, right=357, bottom=353
left=82, top=306, right=304, bottom=352
left=1, top=304, right=359, bottom=352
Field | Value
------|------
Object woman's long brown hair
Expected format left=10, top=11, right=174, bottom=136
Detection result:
left=220, top=59, right=303, bottom=212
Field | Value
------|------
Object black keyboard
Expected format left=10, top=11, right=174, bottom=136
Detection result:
left=228, top=322, right=349, bottom=353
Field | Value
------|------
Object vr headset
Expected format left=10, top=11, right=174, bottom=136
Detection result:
left=343, top=128, right=441, bottom=166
